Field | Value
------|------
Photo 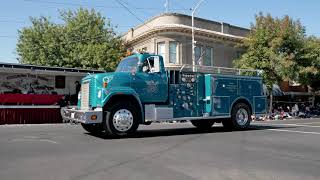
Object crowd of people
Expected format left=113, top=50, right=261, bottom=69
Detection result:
left=254, top=102, right=320, bottom=121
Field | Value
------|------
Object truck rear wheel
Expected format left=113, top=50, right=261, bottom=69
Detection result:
left=223, top=103, right=251, bottom=130
left=103, top=102, right=140, bottom=137
left=81, top=123, right=103, bottom=135
left=191, top=120, right=214, bottom=129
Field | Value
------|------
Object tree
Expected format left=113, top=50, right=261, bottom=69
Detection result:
left=234, top=13, right=306, bottom=112
left=17, top=8, right=126, bottom=71
left=297, top=37, right=320, bottom=91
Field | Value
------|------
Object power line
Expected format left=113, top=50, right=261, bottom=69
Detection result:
left=0, top=20, right=28, bottom=24
left=23, top=0, right=119, bottom=9
left=0, top=35, right=18, bottom=39
left=119, top=0, right=155, bottom=17
left=1, top=0, right=191, bottom=49
left=0, top=18, right=134, bottom=28
left=0, top=20, right=136, bottom=44
left=114, top=0, right=152, bottom=29
left=23, top=0, right=188, bottom=11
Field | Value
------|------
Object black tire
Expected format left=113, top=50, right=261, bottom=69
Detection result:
left=103, top=101, right=140, bottom=137
left=81, top=123, right=103, bottom=135
left=222, top=119, right=234, bottom=130
left=191, top=120, right=215, bottom=129
left=223, top=103, right=251, bottom=130
left=143, top=121, right=152, bottom=125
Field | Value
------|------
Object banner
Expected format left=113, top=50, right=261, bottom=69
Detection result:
left=0, top=73, right=55, bottom=94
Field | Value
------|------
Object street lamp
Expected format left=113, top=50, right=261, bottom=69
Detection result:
left=192, top=0, right=204, bottom=71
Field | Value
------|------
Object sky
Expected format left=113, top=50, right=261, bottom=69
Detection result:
left=0, top=0, right=319, bottom=63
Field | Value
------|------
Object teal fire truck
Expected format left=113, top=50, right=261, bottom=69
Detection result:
left=62, top=53, right=266, bottom=137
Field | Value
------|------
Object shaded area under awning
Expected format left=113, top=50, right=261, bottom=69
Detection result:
left=263, top=84, right=284, bottom=96
left=263, top=84, right=313, bottom=96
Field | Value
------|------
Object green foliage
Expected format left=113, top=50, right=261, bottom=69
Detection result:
left=17, top=8, right=126, bottom=71
left=298, top=37, right=320, bottom=90
left=234, top=12, right=306, bottom=91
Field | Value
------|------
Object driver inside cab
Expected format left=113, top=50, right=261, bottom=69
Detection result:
left=142, top=57, right=155, bottom=73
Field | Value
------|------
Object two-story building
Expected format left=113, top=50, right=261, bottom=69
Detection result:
left=122, top=13, right=249, bottom=68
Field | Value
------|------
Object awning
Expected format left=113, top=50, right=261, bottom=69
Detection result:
left=263, top=84, right=284, bottom=96
left=283, top=92, right=313, bottom=96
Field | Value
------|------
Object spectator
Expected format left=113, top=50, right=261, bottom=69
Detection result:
left=72, top=81, right=81, bottom=105
left=27, top=85, right=35, bottom=94
left=305, top=104, right=311, bottom=118
left=58, top=96, right=68, bottom=107
left=75, top=81, right=81, bottom=95
left=292, top=103, right=299, bottom=117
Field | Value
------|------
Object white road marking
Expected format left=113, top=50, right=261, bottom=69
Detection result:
left=10, top=136, right=59, bottom=144
left=299, top=121, right=320, bottom=125
left=267, top=129, right=320, bottom=135
left=265, top=123, right=320, bottom=128
left=11, top=138, right=59, bottom=144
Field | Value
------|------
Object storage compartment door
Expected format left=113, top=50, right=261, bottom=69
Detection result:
left=204, top=74, right=212, bottom=114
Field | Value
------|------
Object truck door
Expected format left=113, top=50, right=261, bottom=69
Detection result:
left=131, top=56, right=168, bottom=103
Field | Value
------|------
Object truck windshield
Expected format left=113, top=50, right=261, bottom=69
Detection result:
left=115, top=56, right=139, bottom=72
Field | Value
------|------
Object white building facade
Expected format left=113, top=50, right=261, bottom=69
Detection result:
left=122, top=13, right=249, bottom=68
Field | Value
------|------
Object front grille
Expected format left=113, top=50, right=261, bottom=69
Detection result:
left=89, top=79, right=95, bottom=106
left=81, top=82, right=90, bottom=109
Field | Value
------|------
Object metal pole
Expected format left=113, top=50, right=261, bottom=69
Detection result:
left=165, top=0, right=169, bottom=13
left=192, top=11, right=195, bottom=71
left=191, top=0, right=204, bottom=72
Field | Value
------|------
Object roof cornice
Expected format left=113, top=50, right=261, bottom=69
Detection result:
left=125, top=24, right=245, bottom=45
left=130, top=13, right=250, bottom=33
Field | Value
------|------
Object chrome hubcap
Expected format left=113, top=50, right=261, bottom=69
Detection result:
left=236, top=108, right=248, bottom=126
left=112, top=109, right=133, bottom=132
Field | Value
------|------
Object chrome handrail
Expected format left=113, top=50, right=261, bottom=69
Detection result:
left=168, top=64, right=262, bottom=76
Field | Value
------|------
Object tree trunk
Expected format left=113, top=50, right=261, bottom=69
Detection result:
left=269, top=90, right=273, bottom=113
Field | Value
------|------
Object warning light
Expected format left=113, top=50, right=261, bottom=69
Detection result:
left=103, top=82, right=108, bottom=88
left=91, top=115, right=97, bottom=120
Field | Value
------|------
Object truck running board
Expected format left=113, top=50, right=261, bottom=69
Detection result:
left=144, top=104, right=230, bottom=122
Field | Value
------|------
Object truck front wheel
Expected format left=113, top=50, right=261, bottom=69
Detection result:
left=103, top=102, right=140, bottom=137
left=191, top=120, right=215, bottom=129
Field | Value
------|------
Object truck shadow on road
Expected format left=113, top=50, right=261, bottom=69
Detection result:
left=87, top=124, right=296, bottom=139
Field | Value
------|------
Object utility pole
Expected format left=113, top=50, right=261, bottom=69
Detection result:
left=165, top=0, right=169, bottom=13
left=192, top=0, right=204, bottom=71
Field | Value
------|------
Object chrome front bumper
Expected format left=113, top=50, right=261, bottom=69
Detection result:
left=61, top=107, right=103, bottom=124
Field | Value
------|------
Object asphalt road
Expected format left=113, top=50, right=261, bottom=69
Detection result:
left=1, top=119, right=320, bottom=180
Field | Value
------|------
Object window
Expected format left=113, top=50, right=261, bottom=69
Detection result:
left=55, top=76, right=65, bottom=89
left=141, top=57, right=154, bottom=73
left=116, top=56, right=139, bottom=72
left=195, top=46, right=202, bottom=65
left=195, top=46, right=213, bottom=66
left=141, top=56, right=161, bottom=73
left=203, top=47, right=213, bottom=66
left=235, top=51, right=243, bottom=59
left=157, top=42, right=166, bottom=63
left=169, top=42, right=178, bottom=64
